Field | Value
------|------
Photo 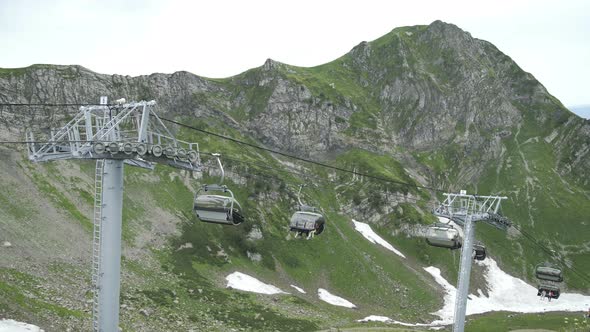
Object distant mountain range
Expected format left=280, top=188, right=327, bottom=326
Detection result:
left=569, top=105, right=590, bottom=119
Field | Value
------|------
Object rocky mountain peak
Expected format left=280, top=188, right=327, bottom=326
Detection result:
left=424, top=20, right=473, bottom=40
left=262, top=58, right=282, bottom=71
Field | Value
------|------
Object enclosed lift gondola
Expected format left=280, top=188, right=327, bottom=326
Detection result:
left=289, top=185, right=325, bottom=239
left=193, top=153, right=245, bottom=225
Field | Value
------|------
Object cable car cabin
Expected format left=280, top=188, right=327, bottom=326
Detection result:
left=537, top=284, right=560, bottom=299
left=193, top=193, right=244, bottom=226
left=289, top=211, right=325, bottom=238
left=193, top=154, right=244, bottom=225
left=535, top=266, right=563, bottom=282
left=473, top=244, right=486, bottom=261
left=425, top=224, right=462, bottom=250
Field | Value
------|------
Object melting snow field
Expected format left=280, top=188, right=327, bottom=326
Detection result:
left=0, top=319, right=43, bottom=332
left=352, top=219, right=406, bottom=258
left=359, top=257, right=590, bottom=327
left=424, top=258, right=590, bottom=324
left=318, top=288, right=356, bottom=308
left=226, top=272, right=288, bottom=295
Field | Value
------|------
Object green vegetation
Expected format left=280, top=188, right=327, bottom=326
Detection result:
left=465, top=311, right=589, bottom=332
left=0, top=268, right=86, bottom=319
left=1, top=20, right=589, bottom=331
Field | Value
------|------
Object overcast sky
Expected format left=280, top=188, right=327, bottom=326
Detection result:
left=1, top=0, right=588, bottom=107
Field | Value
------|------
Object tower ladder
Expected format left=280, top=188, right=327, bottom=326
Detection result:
left=92, top=159, right=105, bottom=332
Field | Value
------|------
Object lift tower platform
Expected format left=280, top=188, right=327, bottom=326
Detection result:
left=433, top=192, right=511, bottom=332
left=27, top=97, right=201, bottom=332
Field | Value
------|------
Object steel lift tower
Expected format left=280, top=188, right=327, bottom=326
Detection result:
left=27, top=97, right=201, bottom=332
left=433, top=191, right=511, bottom=332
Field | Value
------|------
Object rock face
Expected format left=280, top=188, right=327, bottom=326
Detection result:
left=1, top=20, right=590, bottom=331
left=0, top=22, right=588, bottom=243
left=1, top=21, right=587, bottom=187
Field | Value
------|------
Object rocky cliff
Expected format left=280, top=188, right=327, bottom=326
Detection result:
left=0, top=20, right=589, bottom=331
left=1, top=21, right=587, bottom=184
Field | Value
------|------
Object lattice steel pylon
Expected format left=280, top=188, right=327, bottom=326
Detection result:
left=433, top=191, right=511, bottom=332
left=27, top=97, right=201, bottom=332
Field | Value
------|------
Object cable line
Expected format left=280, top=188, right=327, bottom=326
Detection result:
left=199, top=150, right=431, bottom=205
left=159, top=116, right=446, bottom=194
left=0, top=103, right=110, bottom=107
left=511, top=224, right=590, bottom=284
left=0, top=102, right=445, bottom=193
left=2, top=103, right=589, bottom=283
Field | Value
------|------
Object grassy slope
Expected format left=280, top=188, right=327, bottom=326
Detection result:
left=0, top=140, right=444, bottom=330
left=1, top=24, right=589, bottom=330
left=473, top=112, right=590, bottom=289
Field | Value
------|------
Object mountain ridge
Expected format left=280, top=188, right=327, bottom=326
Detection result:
left=0, top=20, right=589, bottom=331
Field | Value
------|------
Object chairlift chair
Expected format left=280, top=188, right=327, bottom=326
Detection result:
left=425, top=223, right=462, bottom=250
left=193, top=154, right=244, bottom=225
left=289, top=185, right=325, bottom=239
left=535, top=264, right=564, bottom=283
left=473, top=243, right=486, bottom=261
left=537, top=283, right=560, bottom=299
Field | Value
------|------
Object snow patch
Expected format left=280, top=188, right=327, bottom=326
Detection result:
left=0, top=319, right=44, bottom=332
left=352, top=219, right=406, bottom=258
left=290, top=285, right=306, bottom=294
left=357, top=315, right=392, bottom=323
left=225, top=272, right=288, bottom=295
left=318, top=288, right=356, bottom=308
left=359, top=258, right=590, bottom=328
left=358, top=315, right=444, bottom=329
left=424, top=258, right=590, bottom=324
left=423, top=266, right=456, bottom=325
left=358, top=315, right=391, bottom=322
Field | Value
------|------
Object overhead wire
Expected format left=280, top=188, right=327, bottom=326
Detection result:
left=0, top=102, right=443, bottom=193
left=0, top=136, right=428, bottom=202
left=158, top=116, right=446, bottom=194
left=0, top=138, right=434, bottom=208
left=511, top=223, right=590, bottom=284
left=2, top=103, right=590, bottom=283
left=0, top=103, right=112, bottom=107
left=197, top=150, right=432, bottom=205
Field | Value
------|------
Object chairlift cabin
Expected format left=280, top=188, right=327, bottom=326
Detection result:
left=289, top=186, right=325, bottom=238
left=473, top=244, right=486, bottom=261
left=289, top=210, right=325, bottom=236
left=537, top=284, right=560, bottom=299
left=193, top=154, right=244, bottom=226
left=194, top=188, right=244, bottom=225
left=535, top=265, right=563, bottom=282
left=425, top=223, right=462, bottom=250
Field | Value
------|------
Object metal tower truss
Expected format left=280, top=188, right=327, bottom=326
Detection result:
left=433, top=192, right=510, bottom=332
left=433, top=192, right=511, bottom=229
left=25, top=98, right=201, bottom=332
left=27, top=100, right=200, bottom=171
